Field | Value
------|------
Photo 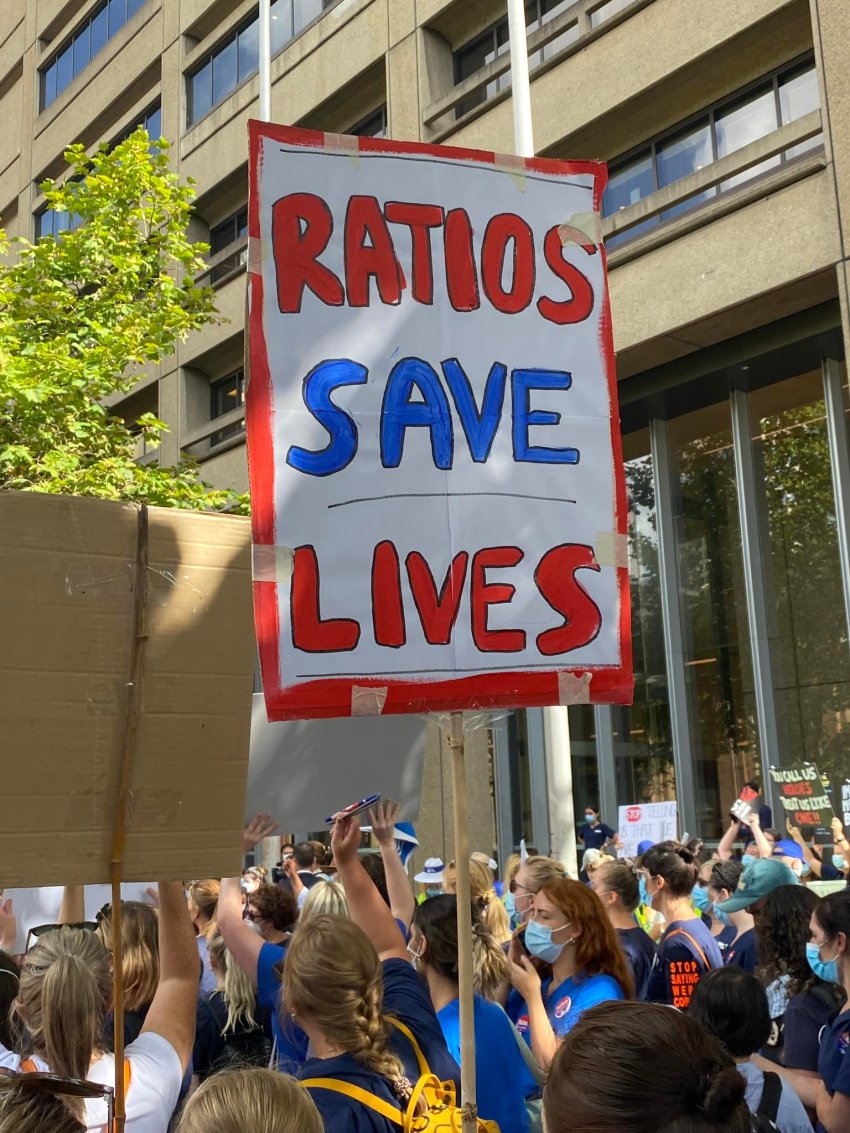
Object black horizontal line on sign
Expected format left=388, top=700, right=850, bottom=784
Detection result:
left=295, top=662, right=590, bottom=677
left=328, top=492, right=577, bottom=509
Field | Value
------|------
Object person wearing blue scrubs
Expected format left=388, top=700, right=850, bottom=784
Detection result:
left=589, top=859, right=657, bottom=1001
left=810, top=891, right=850, bottom=1133
left=506, top=877, right=632, bottom=1071
left=411, top=894, right=536, bottom=1132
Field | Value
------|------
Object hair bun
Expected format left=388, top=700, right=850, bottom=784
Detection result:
left=700, top=1065, right=746, bottom=1121
left=676, top=846, right=696, bottom=865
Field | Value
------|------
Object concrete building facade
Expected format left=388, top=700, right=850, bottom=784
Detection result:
left=3, top=0, right=850, bottom=865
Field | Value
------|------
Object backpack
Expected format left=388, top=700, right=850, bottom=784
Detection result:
left=302, top=1015, right=500, bottom=1131
left=750, top=1070, right=781, bottom=1133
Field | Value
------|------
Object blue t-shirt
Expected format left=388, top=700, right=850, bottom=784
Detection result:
left=646, top=918, right=723, bottom=1009
left=617, top=925, right=657, bottom=1001
left=438, top=995, right=535, bottom=1132
left=714, top=923, right=737, bottom=954
left=256, top=941, right=308, bottom=1072
left=507, top=971, right=625, bottom=1040
left=382, top=958, right=460, bottom=1089
left=578, top=822, right=614, bottom=850
left=784, top=983, right=841, bottom=1072
left=818, top=1008, right=850, bottom=1100
left=724, top=927, right=758, bottom=973
left=300, top=1053, right=405, bottom=1133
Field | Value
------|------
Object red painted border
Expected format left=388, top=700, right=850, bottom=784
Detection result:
left=246, top=122, right=633, bottom=721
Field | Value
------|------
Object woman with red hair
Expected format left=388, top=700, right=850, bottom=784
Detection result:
left=506, top=878, right=633, bottom=1069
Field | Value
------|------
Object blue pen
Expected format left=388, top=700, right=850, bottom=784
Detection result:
left=325, top=792, right=382, bottom=825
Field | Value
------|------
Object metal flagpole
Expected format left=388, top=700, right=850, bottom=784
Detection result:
left=259, top=0, right=272, bottom=121
left=506, top=0, right=534, bottom=157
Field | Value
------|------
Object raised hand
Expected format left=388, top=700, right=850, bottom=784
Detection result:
left=243, top=813, right=278, bottom=854
left=368, top=799, right=400, bottom=847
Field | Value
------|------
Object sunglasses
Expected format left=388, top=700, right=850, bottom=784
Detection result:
left=25, top=922, right=98, bottom=951
left=1, top=1069, right=114, bottom=1128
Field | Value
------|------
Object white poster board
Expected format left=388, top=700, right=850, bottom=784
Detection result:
left=618, top=801, right=678, bottom=858
left=247, top=124, right=632, bottom=721
left=2, top=883, right=154, bottom=955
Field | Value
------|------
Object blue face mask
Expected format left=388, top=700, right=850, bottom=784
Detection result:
left=692, top=885, right=712, bottom=914
left=425, top=887, right=443, bottom=899
left=584, top=812, right=596, bottom=822
left=806, top=941, right=840, bottom=984
left=713, top=904, right=731, bottom=927
left=800, top=862, right=811, bottom=877
left=833, top=855, right=847, bottom=872
left=742, top=854, right=757, bottom=867
left=524, top=920, right=570, bottom=964
left=638, top=876, right=649, bottom=907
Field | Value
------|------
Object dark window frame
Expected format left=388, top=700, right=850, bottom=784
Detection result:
left=210, top=368, right=246, bottom=446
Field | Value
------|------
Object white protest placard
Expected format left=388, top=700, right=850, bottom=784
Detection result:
left=842, top=780, right=850, bottom=829
left=618, top=802, right=678, bottom=858
left=247, top=124, right=632, bottom=720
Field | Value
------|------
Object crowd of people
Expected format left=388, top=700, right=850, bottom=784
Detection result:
left=0, top=794, right=849, bottom=1132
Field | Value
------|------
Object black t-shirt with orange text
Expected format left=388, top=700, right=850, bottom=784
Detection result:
left=646, top=918, right=724, bottom=1009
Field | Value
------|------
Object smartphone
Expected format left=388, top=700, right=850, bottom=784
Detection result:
left=325, top=793, right=382, bottom=825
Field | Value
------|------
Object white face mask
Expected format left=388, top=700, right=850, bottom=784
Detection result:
left=407, top=937, right=425, bottom=970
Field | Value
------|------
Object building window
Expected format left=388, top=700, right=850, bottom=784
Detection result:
left=349, top=106, right=388, bottom=138
left=187, top=0, right=333, bottom=126
left=40, top=0, right=147, bottom=112
left=34, top=206, right=82, bottom=240
left=603, top=57, right=821, bottom=248
left=208, top=207, right=249, bottom=284
left=589, top=0, right=634, bottom=28
left=210, top=369, right=245, bottom=445
left=111, top=100, right=163, bottom=149
left=452, top=0, right=580, bottom=119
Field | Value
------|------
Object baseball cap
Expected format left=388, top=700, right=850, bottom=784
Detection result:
left=715, top=858, right=799, bottom=914
left=414, top=857, right=445, bottom=883
left=471, top=851, right=498, bottom=872
left=637, top=840, right=655, bottom=856
left=772, top=839, right=804, bottom=861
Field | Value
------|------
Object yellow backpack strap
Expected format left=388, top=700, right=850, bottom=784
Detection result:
left=301, top=1077, right=404, bottom=1126
left=386, top=1015, right=430, bottom=1078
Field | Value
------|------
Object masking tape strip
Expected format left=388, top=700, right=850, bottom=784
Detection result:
left=351, top=685, right=388, bottom=716
left=247, top=236, right=263, bottom=275
left=558, top=671, right=592, bottom=705
left=497, top=152, right=527, bottom=191
left=559, top=212, right=603, bottom=247
left=252, top=544, right=294, bottom=583
left=595, top=532, right=629, bottom=569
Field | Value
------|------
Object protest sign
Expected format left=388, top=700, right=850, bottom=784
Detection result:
left=618, top=801, right=678, bottom=857
left=246, top=694, right=425, bottom=831
left=0, top=493, right=255, bottom=889
left=842, top=780, right=850, bottom=829
left=769, top=764, right=834, bottom=839
left=730, top=784, right=761, bottom=824
left=247, top=124, right=632, bottom=721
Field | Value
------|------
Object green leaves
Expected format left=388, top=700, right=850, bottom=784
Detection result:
left=0, top=128, right=249, bottom=515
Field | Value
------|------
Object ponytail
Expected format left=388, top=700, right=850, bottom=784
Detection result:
left=208, top=934, right=257, bottom=1034
left=413, top=895, right=509, bottom=1002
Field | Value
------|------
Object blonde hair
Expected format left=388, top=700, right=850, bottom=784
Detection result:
left=284, top=915, right=407, bottom=1092
left=175, top=1068, right=323, bottom=1133
left=96, top=902, right=159, bottom=1013
left=504, top=853, right=521, bottom=887
left=299, top=880, right=349, bottom=925
left=207, top=934, right=257, bottom=1034
left=518, top=855, right=567, bottom=892
left=15, top=928, right=111, bottom=1116
left=0, top=1076, right=85, bottom=1133
left=583, top=849, right=614, bottom=875
left=445, top=859, right=511, bottom=946
left=188, top=880, right=220, bottom=936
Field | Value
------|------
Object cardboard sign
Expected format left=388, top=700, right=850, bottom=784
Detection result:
left=0, top=493, right=255, bottom=889
left=769, top=764, right=835, bottom=836
left=245, top=694, right=425, bottom=832
left=247, top=123, right=632, bottom=721
left=618, top=801, right=678, bottom=857
left=730, top=784, right=760, bottom=824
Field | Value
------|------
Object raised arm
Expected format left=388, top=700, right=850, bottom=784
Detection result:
left=368, top=799, right=415, bottom=932
left=744, top=813, right=773, bottom=859
left=332, top=814, right=407, bottom=961
left=217, top=814, right=278, bottom=986
left=0, top=899, right=16, bottom=953
left=58, top=885, right=85, bottom=925
left=716, top=818, right=741, bottom=861
left=832, top=818, right=850, bottom=867
left=786, top=819, right=821, bottom=877
left=140, top=881, right=199, bottom=1072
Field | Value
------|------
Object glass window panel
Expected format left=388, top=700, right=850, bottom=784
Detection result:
left=294, top=0, right=324, bottom=36
left=108, top=0, right=127, bottom=37
left=780, top=66, right=822, bottom=160
left=669, top=403, right=760, bottom=840
left=270, top=0, right=293, bottom=53
left=210, top=213, right=236, bottom=254
left=506, top=712, right=535, bottom=847
left=613, top=430, right=675, bottom=809
left=235, top=207, right=249, bottom=239
left=41, top=62, right=58, bottom=109
left=145, top=105, right=161, bottom=142
left=212, top=37, right=238, bottom=105
left=750, top=373, right=850, bottom=780
left=73, top=23, right=90, bottom=75
left=128, top=0, right=145, bottom=15
left=569, top=706, right=602, bottom=840
left=237, top=19, right=259, bottom=82
left=540, top=0, right=579, bottom=62
left=90, top=5, right=108, bottom=57
left=35, top=210, right=51, bottom=239
left=210, top=371, right=246, bottom=444
left=56, top=43, right=74, bottom=95
left=350, top=107, right=387, bottom=137
left=189, top=59, right=213, bottom=124
left=715, top=86, right=780, bottom=191
left=657, top=119, right=716, bottom=220
left=603, top=152, right=658, bottom=250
